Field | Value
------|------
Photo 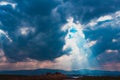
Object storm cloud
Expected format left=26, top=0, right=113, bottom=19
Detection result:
left=0, top=0, right=120, bottom=71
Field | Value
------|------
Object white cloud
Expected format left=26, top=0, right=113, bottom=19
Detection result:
left=105, top=49, right=118, bottom=53
left=0, top=1, right=17, bottom=9
left=86, top=11, right=120, bottom=29
left=112, top=39, right=118, bottom=42
left=97, top=15, right=113, bottom=22
left=87, top=15, right=113, bottom=28
left=19, top=27, right=35, bottom=36
left=115, top=11, right=120, bottom=18
left=62, top=17, right=85, bottom=52
left=88, top=20, right=97, bottom=27
left=86, top=40, right=97, bottom=47
left=0, top=29, right=12, bottom=42
left=61, top=17, right=93, bottom=70
left=53, top=55, right=72, bottom=70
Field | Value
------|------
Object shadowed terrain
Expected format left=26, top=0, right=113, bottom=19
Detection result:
left=0, top=72, right=120, bottom=80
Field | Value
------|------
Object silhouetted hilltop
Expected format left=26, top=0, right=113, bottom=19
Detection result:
left=0, top=69, right=120, bottom=76
left=0, top=73, right=120, bottom=80
left=0, top=72, right=68, bottom=80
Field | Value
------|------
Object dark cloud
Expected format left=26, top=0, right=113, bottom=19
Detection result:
left=0, top=0, right=64, bottom=62
left=57, top=0, right=120, bottom=23
left=0, top=0, right=120, bottom=64
left=15, top=0, right=59, bottom=16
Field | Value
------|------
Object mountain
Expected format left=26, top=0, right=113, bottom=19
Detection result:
left=0, top=69, right=120, bottom=76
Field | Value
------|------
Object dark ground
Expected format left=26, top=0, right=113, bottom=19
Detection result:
left=0, top=72, right=120, bottom=80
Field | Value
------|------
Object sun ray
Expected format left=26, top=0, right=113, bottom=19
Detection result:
left=61, top=17, right=95, bottom=70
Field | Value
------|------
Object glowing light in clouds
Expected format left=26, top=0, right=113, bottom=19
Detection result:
left=61, top=17, right=92, bottom=69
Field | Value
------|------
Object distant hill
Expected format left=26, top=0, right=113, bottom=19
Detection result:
left=0, top=69, right=120, bottom=76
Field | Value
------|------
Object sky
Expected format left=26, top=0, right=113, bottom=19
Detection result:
left=0, top=0, right=120, bottom=71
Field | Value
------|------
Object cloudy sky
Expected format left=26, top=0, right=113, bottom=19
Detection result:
left=0, top=0, right=120, bottom=71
